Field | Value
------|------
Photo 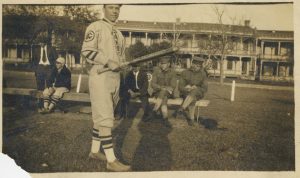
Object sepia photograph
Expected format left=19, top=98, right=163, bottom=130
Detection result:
left=1, top=0, right=298, bottom=177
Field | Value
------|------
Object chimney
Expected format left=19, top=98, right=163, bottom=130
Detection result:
left=244, top=20, right=250, bottom=27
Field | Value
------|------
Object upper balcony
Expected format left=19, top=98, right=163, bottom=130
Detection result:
left=258, top=54, right=291, bottom=61
left=179, top=47, right=256, bottom=57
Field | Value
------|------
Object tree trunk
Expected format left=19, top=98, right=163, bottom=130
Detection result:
left=220, top=58, right=224, bottom=85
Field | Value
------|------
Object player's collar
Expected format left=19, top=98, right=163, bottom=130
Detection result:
left=102, top=18, right=116, bottom=26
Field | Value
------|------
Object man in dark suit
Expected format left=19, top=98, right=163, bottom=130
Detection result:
left=124, top=63, right=151, bottom=122
left=32, top=40, right=58, bottom=111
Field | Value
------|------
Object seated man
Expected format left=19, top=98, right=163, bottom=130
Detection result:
left=176, top=57, right=208, bottom=126
left=151, top=56, right=177, bottom=127
left=124, top=63, right=151, bottom=121
left=40, top=57, right=71, bottom=114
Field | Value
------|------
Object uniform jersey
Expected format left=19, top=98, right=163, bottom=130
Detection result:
left=81, top=18, right=125, bottom=70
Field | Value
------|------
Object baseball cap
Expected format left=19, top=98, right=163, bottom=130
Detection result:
left=56, top=57, right=66, bottom=64
left=159, top=55, right=172, bottom=64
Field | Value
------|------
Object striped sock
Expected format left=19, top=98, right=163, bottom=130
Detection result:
left=91, top=128, right=101, bottom=153
left=99, top=134, right=116, bottom=162
left=49, top=96, right=60, bottom=110
left=43, top=97, right=50, bottom=109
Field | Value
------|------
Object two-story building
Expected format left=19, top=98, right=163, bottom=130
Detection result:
left=2, top=15, right=294, bottom=81
left=115, top=20, right=293, bottom=81
left=256, top=30, right=294, bottom=81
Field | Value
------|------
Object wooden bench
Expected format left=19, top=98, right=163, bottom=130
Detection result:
left=3, top=87, right=209, bottom=118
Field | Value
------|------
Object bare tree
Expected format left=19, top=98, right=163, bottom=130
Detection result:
left=197, top=6, right=240, bottom=85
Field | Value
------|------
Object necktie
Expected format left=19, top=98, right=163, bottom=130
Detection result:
left=112, top=29, right=121, bottom=57
left=134, top=72, right=139, bottom=89
left=42, top=48, right=47, bottom=62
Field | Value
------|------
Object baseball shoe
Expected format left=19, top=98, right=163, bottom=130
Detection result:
left=186, top=118, right=194, bottom=126
left=162, top=118, right=172, bottom=128
left=38, top=108, right=44, bottom=113
left=39, top=108, right=50, bottom=114
left=107, top=159, right=131, bottom=172
left=172, top=110, right=178, bottom=118
left=178, top=109, right=194, bottom=126
left=172, top=107, right=184, bottom=118
left=88, top=152, right=107, bottom=161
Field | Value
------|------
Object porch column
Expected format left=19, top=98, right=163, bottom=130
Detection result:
left=246, top=60, right=249, bottom=75
left=192, top=34, right=195, bottom=48
left=261, top=41, right=264, bottom=56
left=278, top=42, right=281, bottom=55
left=145, top=32, right=148, bottom=46
left=234, top=60, right=237, bottom=75
left=240, top=37, right=243, bottom=50
left=276, top=62, right=279, bottom=76
left=239, top=56, right=242, bottom=75
left=254, top=57, right=257, bottom=77
left=129, top=32, right=132, bottom=46
left=160, top=33, right=163, bottom=42
left=255, top=38, right=258, bottom=53
left=259, top=60, right=263, bottom=80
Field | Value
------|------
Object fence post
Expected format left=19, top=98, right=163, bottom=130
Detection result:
left=231, top=80, right=235, bottom=102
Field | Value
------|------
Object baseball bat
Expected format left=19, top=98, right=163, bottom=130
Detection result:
left=96, top=46, right=179, bottom=74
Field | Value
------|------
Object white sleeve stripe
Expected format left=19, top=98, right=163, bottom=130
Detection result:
left=89, top=52, right=98, bottom=61
left=85, top=51, right=94, bottom=58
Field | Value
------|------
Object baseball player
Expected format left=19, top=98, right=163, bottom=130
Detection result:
left=81, top=4, right=130, bottom=172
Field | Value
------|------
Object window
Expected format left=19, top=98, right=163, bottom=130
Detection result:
left=227, top=60, right=233, bottom=70
left=2, top=45, right=8, bottom=58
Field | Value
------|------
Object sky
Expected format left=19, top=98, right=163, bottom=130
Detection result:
left=93, top=3, right=293, bottom=31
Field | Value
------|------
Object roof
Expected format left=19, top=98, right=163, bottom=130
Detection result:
left=256, top=30, right=293, bottom=40
left=116, top=20, right=255, bottom=35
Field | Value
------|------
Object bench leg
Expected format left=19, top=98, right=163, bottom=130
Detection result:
left=196, top=106, right=200, bottom=123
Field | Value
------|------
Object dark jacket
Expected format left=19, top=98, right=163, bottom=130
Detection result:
left=51, top=65, right=71, bottom=90
left=125, top=70, right=149, bottom=96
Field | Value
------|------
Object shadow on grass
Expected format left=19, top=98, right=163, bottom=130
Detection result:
left=197, top=117, right=228, bottom=131
left=113, top=102, right=140, bottom=164
left=131, top=118, right=173, bottom=171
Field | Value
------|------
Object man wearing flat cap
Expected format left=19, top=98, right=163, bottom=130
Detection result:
left=176, top=57, right=208, bottom=126
left=151, top=55, right=177, bottom=128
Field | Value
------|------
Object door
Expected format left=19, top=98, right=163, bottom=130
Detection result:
left=242, top=61, right=248, bottom=74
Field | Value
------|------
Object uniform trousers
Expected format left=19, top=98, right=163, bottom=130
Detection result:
left=89, top=65, right=120, bottom=128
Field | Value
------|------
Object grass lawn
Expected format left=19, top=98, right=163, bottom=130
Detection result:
left=2, top=83, right=295, bottom=172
